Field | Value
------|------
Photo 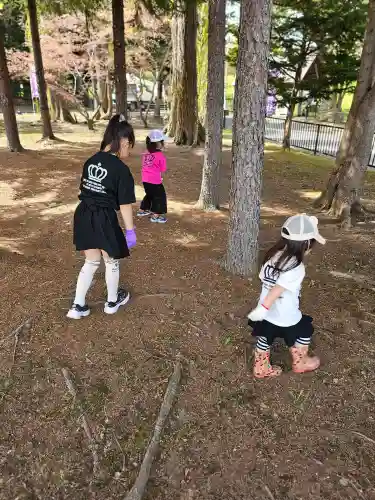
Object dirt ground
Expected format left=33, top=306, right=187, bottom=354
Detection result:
left=1, top=120, right=375, bottom=500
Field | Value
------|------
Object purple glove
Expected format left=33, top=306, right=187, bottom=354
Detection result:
left=125, top=228, right=137, bottom=249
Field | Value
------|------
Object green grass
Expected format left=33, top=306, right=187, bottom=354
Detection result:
left=225, top=73, right=236, bottom=102
left=341, top=93, right=354, bottom=113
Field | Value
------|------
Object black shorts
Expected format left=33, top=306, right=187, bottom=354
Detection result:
left=73, top=201, right=129, bottom=259
left=249, top=314, right=314, bottom=348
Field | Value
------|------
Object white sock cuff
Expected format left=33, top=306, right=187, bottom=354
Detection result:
left=104, top=259, right=119, bottom=269
left=85, top=259, right=101, bottom=268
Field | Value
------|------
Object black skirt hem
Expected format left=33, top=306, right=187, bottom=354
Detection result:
left=73, top=201, right=129, bottom=259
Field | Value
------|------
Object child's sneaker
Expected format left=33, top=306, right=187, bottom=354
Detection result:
left=67, top=304, right=90, bottom=320
left=137, top=209, right=151, bottom=217
left=150, top=215, right=167, bottom=224
left=104, top=288, right=130, bottom=315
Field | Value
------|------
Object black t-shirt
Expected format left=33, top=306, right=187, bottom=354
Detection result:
left=78, top=151, right=136, bottom=210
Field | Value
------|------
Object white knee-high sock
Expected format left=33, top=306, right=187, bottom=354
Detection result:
left=73, top=260, right=100, bottom=306
left=105, top=259, right=119, bottom=303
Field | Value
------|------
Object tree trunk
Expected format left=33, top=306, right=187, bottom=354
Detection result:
left=112, top=0, right=127, bottom=117
left=0, top=24, right=23, bottom=152
left=102, top=77, right=113, bottom=119
left=27, top=0, right=55, bottom=140
left=62, top=106, right=76, bottom=124
left=197, top=2, right=209, bottom=126
left=336, top=92, right=344, bottom=112
left=55, top=97, right=61, bottom=121
left=167, top=2, right=203, bottom=146
left=197, top=0, right=226, bottom=210
left=315, top=0, right=375, bottom=227
left=166, top=17, right=178, bottom=138
left=154, top=77, right=163, bottom=118
left=224, top=0, right=272, bottom=276
left=282, top=101, right=295, bottom=149
left=47, top=87, right=57, bottom=121
left=99, top=81, right=108, bottom=116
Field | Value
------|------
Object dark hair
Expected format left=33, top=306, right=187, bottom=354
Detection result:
left=146, top=136, right=164, bottom=153
left=262, top=228, right=316, bottom=275
left=100, top=114, right=135, bottom=153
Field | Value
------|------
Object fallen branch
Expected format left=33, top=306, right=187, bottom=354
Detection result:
left=10, top=319, right=32, bottom=376
left=0, top=318, right=32, bottom=347
left=62, top=368, right=99, bottom=475
left=124, top=358, right=182, bottom=500
left=0, top=319, right=32, bottom=405
left=262, top=484, right=276, bottom=500
left=352, top=431, right=375, bottom=446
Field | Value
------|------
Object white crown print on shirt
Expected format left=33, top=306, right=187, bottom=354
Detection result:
left=88, top=163, right=108, bottom=183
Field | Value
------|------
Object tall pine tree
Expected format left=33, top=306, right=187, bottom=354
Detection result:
left=225, top=0, right=272, bottom=275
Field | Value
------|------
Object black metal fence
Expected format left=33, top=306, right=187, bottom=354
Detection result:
left=265, top=117, right=375, bottom=167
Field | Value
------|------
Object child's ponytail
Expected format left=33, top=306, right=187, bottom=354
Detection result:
left=146, top=136, right=159, bottom=153
left=101, top=114, right=135, bottom=153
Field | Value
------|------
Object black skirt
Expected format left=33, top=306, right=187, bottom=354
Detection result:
left=73, top=201, right=129, bottom=259
left=249, top=314, right=314, bottom=348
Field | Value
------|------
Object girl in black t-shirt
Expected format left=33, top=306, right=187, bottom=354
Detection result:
left=67, top=114, right=137, bottom=319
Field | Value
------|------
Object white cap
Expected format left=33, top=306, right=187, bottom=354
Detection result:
left=148, top=129, right=166, bottom=143
left=282, top=214, right=326, bottom=245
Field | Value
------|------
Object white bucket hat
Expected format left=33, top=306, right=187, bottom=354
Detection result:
left=148, top=129, right=166, bottom=143
left=282, top=213, right=326, bottom=244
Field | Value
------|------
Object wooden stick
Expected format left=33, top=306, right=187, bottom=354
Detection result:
left=353, top=431, right=375, bottom=446
left=124, top=359, right=182, bottom=500
left=62, top=368, right=99, bottom=475
left=0, top=318, right=32, bottom=347
left=9, top=319, right=31, bottom=376
left=262, top=484, right=276, bottom=500
left=0, top=319, right=32, bottom=404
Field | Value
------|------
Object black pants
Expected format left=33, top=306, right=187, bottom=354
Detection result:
left=140, top=182, right=167, bottom=214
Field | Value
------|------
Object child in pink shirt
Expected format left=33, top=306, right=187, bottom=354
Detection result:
left=137, top=130, right=168, bottom=223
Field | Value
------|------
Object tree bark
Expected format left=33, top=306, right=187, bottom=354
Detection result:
left=167, top=1, right=203, bottom=146
left=336, top=92, right=344, bottom=112
left=112, top=0, right=127, bottom=117
left=282, top=101, right=295, bottom=149
left=166, top=16, right=179, bottom=138
left=224, top=0, right=272, bottom=276
left=27, top=0, right=55, bottom=140
left=197, top=0, right=226, bottom=210
left=0, top=24, right=23, bottom=152
left=103, top=77, right=113, bottom=119
left=196, top=2, right=209, bottom=126
left=47, top=87, right=57, bottom=121
left=315, top=0, right=375, bottom=227
left=154, top=77, right=163, bottom=118
left=62, top=106, right=76, bottom=124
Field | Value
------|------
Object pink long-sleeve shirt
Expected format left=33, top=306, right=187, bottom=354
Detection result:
left=141, top=151, right=167, bottom=184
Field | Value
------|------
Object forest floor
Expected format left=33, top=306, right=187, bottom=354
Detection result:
left=1, top=119, right=375, bottom=500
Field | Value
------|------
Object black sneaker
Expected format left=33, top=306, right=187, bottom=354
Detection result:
left=67, top=304, right=90, bottom=320
left=104, top=288, right=130, bottom=315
